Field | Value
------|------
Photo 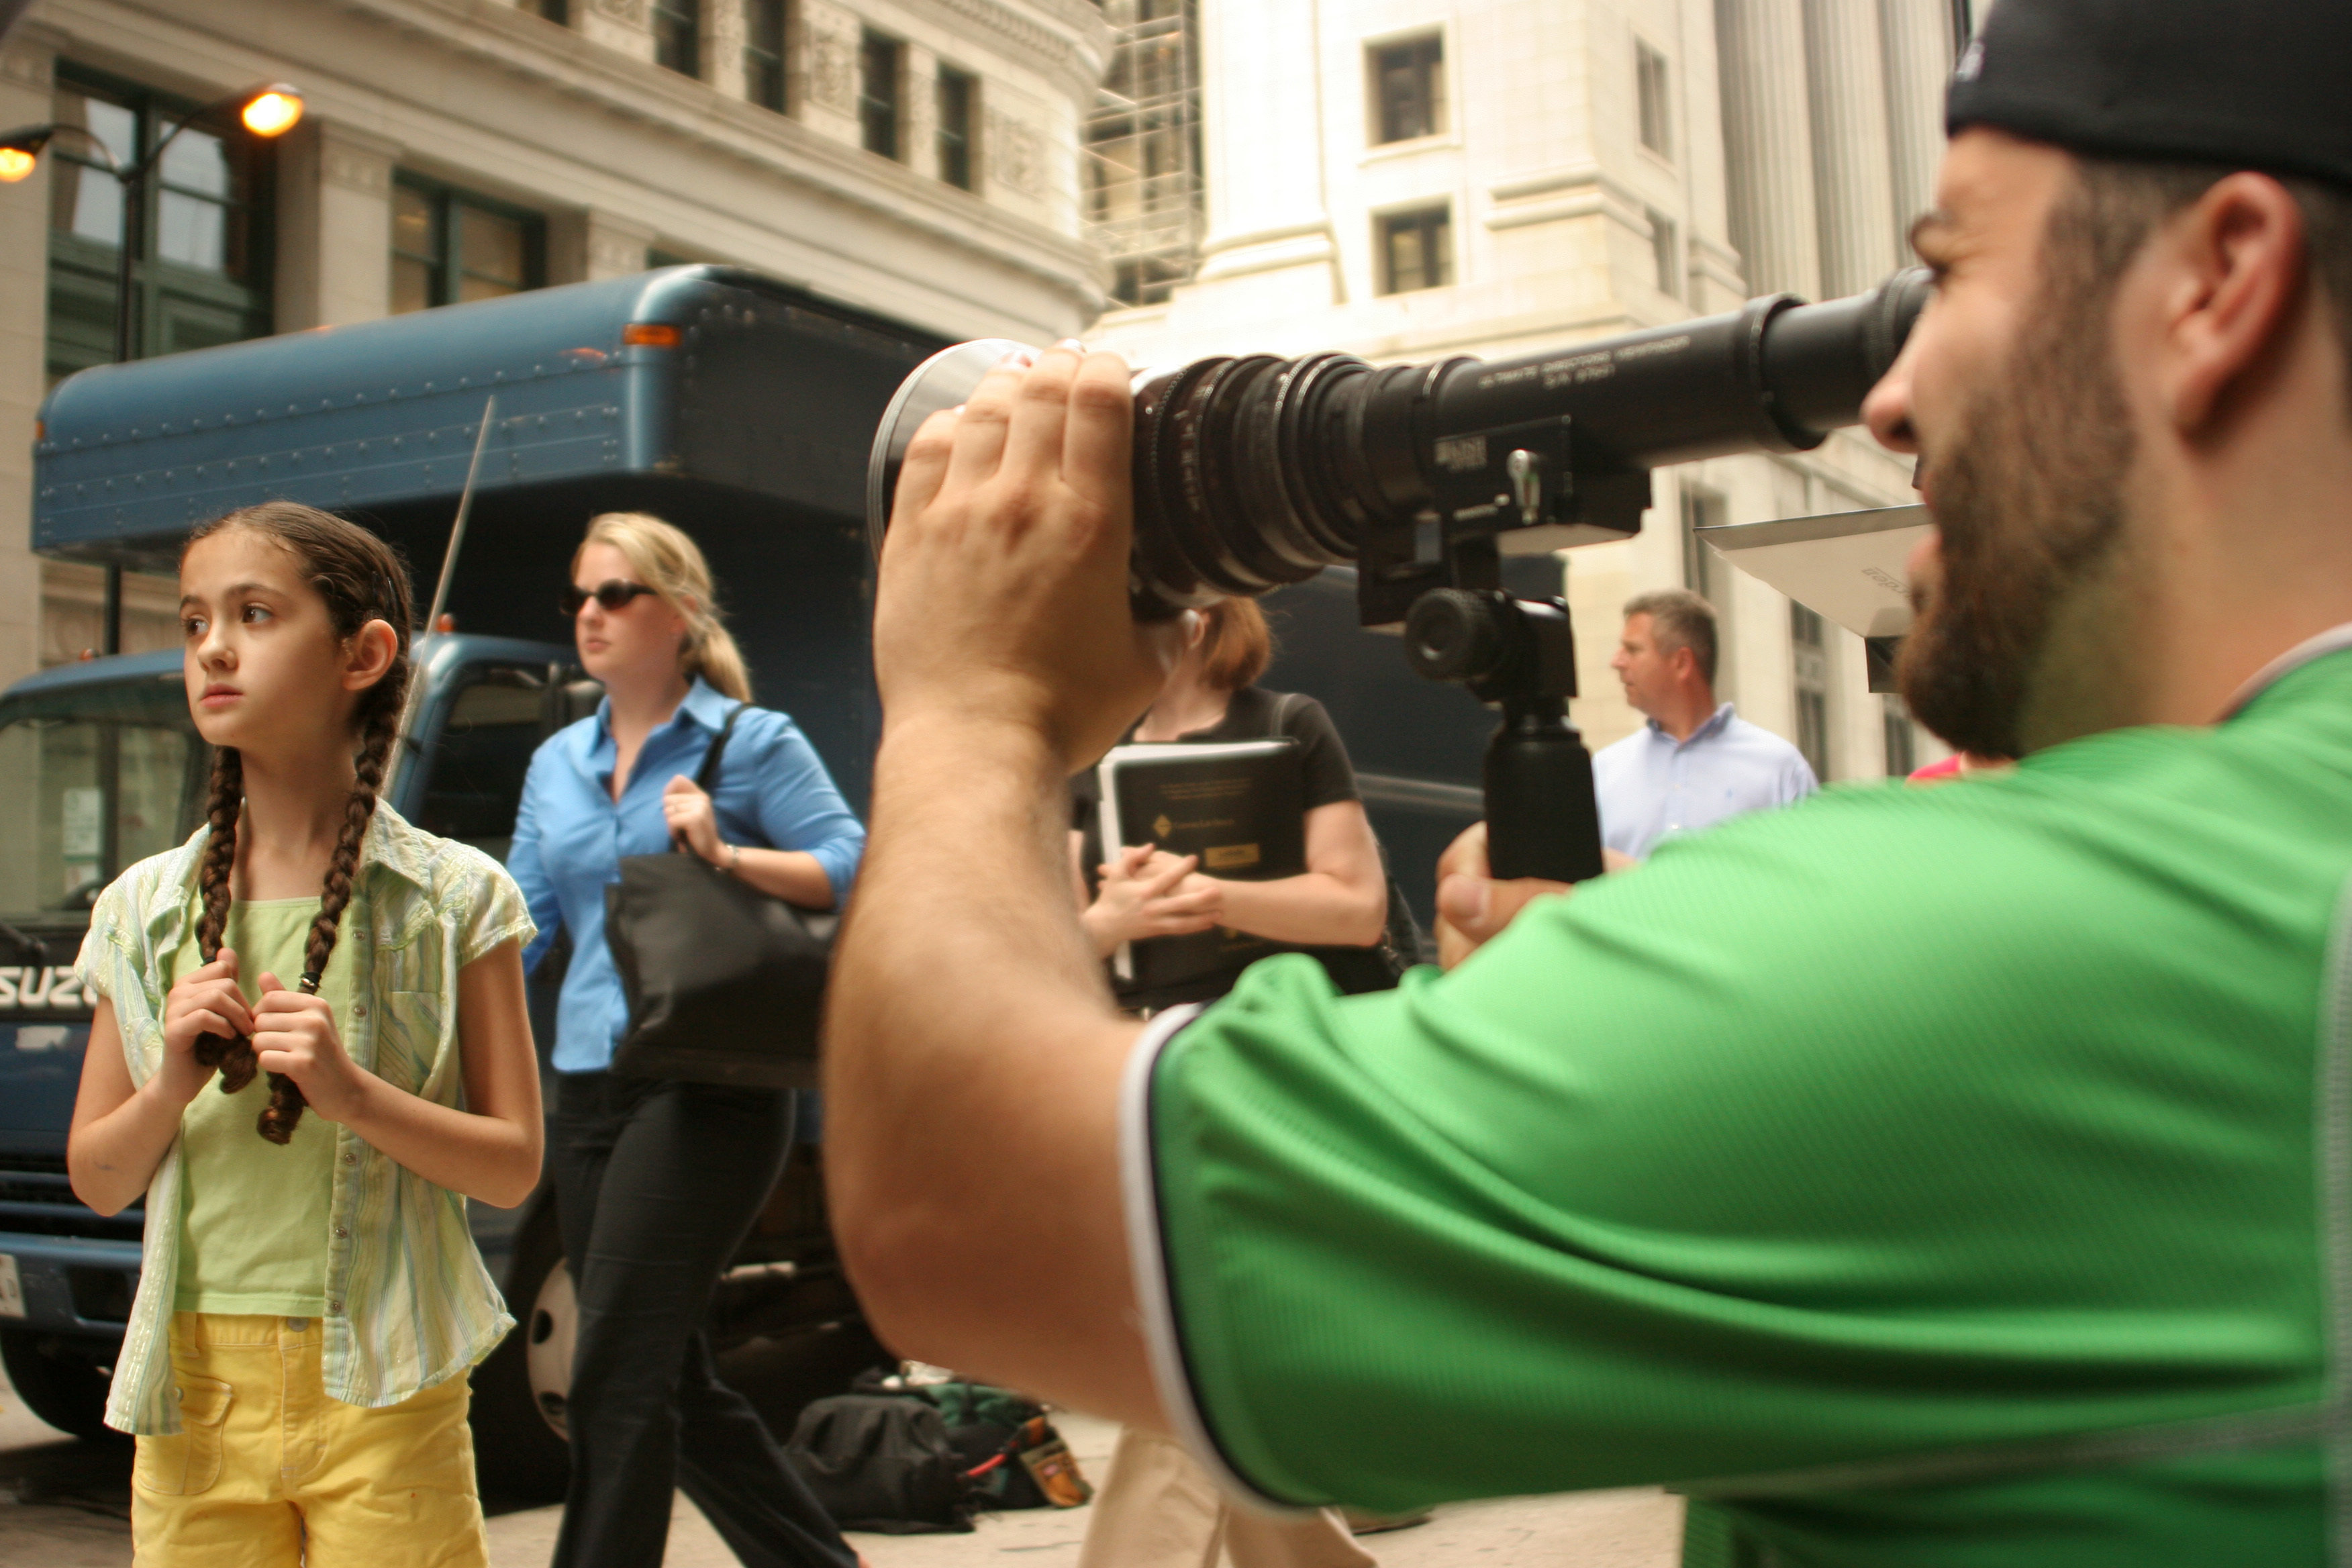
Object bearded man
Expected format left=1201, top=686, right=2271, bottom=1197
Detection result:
left=824, top=1, right=2352, bottom=1562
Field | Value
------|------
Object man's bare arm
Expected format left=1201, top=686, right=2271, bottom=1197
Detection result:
left=826, top=344, right=1173, bottom=1426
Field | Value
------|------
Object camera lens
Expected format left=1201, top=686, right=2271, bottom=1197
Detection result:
left=1132, top=352, right=1364, bottom=611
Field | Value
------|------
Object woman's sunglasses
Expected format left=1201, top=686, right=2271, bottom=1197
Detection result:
left=562, top=580, right=660, bottom=617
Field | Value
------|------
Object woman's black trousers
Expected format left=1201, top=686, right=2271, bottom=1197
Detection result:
left=549, top=1071, right=857, bottom=1568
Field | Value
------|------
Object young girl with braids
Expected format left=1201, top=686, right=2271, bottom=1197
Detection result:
left=66, top=501, right=543, bottom=1567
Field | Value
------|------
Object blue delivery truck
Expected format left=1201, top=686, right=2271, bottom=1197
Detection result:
left=0, top=265, right=1490, bottom=1493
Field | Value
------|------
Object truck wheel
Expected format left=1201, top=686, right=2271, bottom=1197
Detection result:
left=470, top=1205, right=574, bottom=1501
left=0, top=1329, right=121, bottom=1442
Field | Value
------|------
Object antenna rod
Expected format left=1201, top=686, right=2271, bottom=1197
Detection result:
left=385, top=394, right=497, bottom=795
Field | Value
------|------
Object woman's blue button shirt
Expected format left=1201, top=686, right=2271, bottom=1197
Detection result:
left=507, top=678, right=865, bottom=1073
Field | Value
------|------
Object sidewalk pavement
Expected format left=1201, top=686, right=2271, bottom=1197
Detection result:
left=0, top=1361, right=1683, bottom=1567
left=482, top=1412, right=1683, bottom=1568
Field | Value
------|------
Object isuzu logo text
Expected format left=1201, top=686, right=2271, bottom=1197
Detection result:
left=0, top=967, right=89, bottom=1014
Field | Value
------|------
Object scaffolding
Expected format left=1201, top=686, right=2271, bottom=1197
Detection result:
left=1085, top=0, right=1202, bottom=307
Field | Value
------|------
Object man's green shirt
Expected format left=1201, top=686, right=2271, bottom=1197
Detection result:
left=1126, top=646, right=2352, bottom=1566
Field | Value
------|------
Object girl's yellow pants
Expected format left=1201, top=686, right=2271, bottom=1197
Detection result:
left=131, top=1313, right=489, bottom=1567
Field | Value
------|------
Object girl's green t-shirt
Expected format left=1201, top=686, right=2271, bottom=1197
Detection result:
left=162, top=897, right=356, bottom=1317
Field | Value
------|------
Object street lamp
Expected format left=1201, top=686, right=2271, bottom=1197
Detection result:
left=0, top=82, right=301, bottom=650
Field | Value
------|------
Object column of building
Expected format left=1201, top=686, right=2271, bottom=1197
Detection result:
left=1700, top=0, right=1808, bottom=748
left=1712, top=0, right=1820, bottom=301
left=1877, top=0, right=1952, bottom=242
left=276, top=121, right=400, bottom=329
left=1802, top=0, right=1901, bottom=298
left=1709, top=0, right=1947, bottom=777
left=575, top=0, right=656, bottom=64
left=1187, top=0, right=1336, bottom=334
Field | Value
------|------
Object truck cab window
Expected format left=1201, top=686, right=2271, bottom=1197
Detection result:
left=0, top=682, right=205, bottom=922
left=415, top=668, right=566, bottom=866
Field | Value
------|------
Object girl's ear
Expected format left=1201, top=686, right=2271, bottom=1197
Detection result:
left=343, top=619, right=401, bottom=693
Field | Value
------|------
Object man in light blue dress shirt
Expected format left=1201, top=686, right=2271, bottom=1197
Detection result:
left=1591, top=589, right=1817, bottom=860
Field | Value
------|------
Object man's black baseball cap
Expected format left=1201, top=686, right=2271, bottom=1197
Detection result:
left=1946, top=0, right=2352, bottom=187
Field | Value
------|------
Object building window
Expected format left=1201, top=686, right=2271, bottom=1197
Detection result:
left=1369, top=34, right=1444, bottom=144
left=1378, top=205, right=1451, bottom=295
left=1647, top=205, right=1681, bottom=299
left=525, top=0, right=569, bottom=22
left=1882, top=695, right=1918, bottom=776
left=44, top=67, right=274, bottom=381
left=936, top=66, right=977, bottom=189
left=1791, top=601, right=1830, bottom=780
left=1680, top=484, right=1732, bottom=693
left=652, top=0, right=701, bottom=77
left=1635, top=39, right=1671, bottom=158
left=744, top=0, right=788, bottom=112
left=1679, top=485, right=1723, bottom=600
left=861, top=31, right=901, bottom=160
left=391, top=178, right=542, bottom=315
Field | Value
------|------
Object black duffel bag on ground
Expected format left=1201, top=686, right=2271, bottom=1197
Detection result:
left=605, top=703, right=836, bottom=1089
left=784, top=1395, right=977, bottom=1534
left=844, top=1371, right=1095, bottom=1512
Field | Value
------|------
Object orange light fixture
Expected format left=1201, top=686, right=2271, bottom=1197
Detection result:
left=0, top=147, right=35, bottom=183
left=240, top=87, right=304, bottom=138
left=622, top=323, right=680, bottom=348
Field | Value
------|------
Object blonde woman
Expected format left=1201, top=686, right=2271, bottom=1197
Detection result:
left=507, top=513, right=867, bottom=1568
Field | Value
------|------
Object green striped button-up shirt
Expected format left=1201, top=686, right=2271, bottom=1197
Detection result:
left=75, top=803, right=535, bottom=1435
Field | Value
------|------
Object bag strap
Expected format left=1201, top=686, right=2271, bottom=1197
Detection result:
left=1271, top=690, right=1304, bottom=736
left=673, top=702, right=748, bottom=855
left=696, top=702, right=748, bottom=792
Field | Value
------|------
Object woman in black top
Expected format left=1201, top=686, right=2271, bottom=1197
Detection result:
left=1067, top=597, right=1401, bottom=1012
left=1068, top=596, right=1390, bottom=1565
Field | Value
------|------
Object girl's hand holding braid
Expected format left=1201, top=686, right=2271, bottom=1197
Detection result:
left=159, top=946, right=251, bottom=1106
left=252, top=972, right=371, bottom=1126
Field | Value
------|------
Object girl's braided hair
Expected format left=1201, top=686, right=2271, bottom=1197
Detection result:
left=183, top=502, right=413, bottom=1144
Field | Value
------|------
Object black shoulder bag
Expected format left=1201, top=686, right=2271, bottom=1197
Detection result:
left=606, top=704, right=837, bottom=1089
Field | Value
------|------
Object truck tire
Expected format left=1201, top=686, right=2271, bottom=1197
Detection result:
left=0, top=1329, right=121, bottom=1442
left=470, top=1204, right=574, bottom=1501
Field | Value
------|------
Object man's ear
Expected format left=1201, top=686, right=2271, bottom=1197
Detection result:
left=1667, top=643, right=1697, bottom=681
left=2153, top=172, right=2308, bottom=434
left=344, top=620, right=400, bottom=692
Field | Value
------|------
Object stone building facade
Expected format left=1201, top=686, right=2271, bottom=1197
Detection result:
left=0, top=0, right=1108, bottom=689
left=1089, top=0, right=1959, bottom=779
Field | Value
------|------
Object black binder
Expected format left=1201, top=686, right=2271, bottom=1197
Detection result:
left=1093, top=739, right=1305, bottom=998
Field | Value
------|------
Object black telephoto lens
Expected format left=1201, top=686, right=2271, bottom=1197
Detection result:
left=865, top=270, right=1928, bottom=622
